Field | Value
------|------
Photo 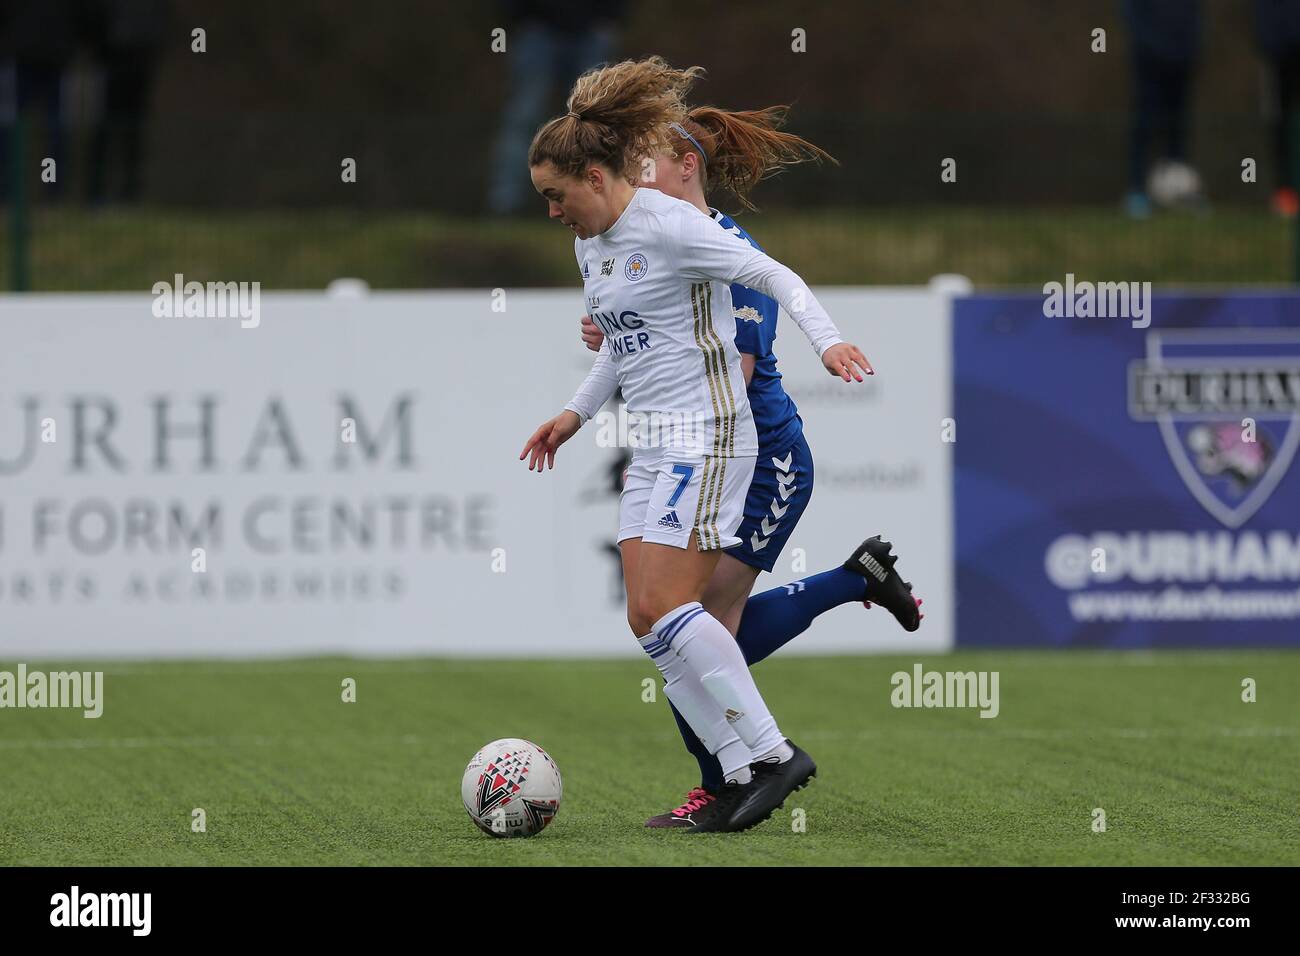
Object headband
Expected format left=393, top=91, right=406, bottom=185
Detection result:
left=669, top=122, right=708, bottom=169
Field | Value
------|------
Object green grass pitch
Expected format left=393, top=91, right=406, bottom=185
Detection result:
left=1, top=651, right=1296, bottom=866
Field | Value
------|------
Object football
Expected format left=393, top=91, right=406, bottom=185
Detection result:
left=460, top=738, right=563, bottom=838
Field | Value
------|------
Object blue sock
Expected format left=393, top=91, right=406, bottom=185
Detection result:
left=667, top=566, right=867, bottom=792
left=735, top=567, right=866, bottom=666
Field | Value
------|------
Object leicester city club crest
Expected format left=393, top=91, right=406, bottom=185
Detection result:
left=624, top=253, right=648, bottom=282
left=1129, top=328, right=1300, bottom=528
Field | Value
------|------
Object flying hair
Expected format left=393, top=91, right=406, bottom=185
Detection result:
left=529, top=56, right=705, bottom=181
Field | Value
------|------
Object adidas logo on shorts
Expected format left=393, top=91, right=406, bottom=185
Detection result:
left=658, top=510, right=683, bottom=531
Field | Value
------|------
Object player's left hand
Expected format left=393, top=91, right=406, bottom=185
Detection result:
left=580, top=315, right=604, bottom=351
left=822, top=342, right=873, bottom=381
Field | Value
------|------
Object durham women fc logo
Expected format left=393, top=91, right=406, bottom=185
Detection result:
left=1129, top=329, right=1300, bottom=528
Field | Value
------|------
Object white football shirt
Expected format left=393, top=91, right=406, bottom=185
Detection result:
left=572, top=188, right=752, bottom=456
left=566, top=188, right=843, bottom=457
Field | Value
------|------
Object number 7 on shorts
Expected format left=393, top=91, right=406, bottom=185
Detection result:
left=667, top=463, right=695, bottom=507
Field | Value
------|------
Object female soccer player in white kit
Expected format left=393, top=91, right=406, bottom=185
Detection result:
left=519, top=57, right=873, bottom=833
left=580, top=106, right=924, bottom=831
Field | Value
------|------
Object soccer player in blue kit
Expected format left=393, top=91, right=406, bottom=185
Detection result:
left=577, top=104, right=925, bottom=829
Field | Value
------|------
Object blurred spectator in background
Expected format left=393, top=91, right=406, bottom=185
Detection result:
left=1254, top=0, right=1300, bottom=217
left=86, top=0, right=169, bottom=205
left=486, top=0, right=627, bottom=215
left=1123, top=0, right=1204, bottom=218
left=0, top=0, right=82, bottom=201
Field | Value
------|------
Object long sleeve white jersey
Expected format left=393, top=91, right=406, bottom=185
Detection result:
left=564, top=187, right=843, bottom=458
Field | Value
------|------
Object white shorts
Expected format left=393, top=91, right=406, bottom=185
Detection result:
left=617, top=449, right=758, bottom=551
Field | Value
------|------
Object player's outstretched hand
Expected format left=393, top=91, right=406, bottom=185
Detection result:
left=519, top=410, right=582, bottom=472
left=580, top=314, right=604, bottom=351
left=822, top=342, right=874, bottom=382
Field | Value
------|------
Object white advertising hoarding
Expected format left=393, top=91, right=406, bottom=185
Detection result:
left=0, top=289, right=951, bottom=657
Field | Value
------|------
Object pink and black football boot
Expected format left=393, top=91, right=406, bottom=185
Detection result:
left=644, top=787, right=719, bottom=829
left=845, top=534, right=924, bottom=632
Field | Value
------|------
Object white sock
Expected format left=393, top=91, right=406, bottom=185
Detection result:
left=637, top=629, right=753, bottom=781
left=651, top=601, right=787, bottom=759
left=724, top=765, right=752, bottom=785
left=754, top=741, right=794, bottom=764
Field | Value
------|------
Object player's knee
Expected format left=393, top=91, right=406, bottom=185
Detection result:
left=627, top=605, right=655, bottom=638
left=631, top=591, right=671, bottom=636
left=635, top=590, right=686, bottom=636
